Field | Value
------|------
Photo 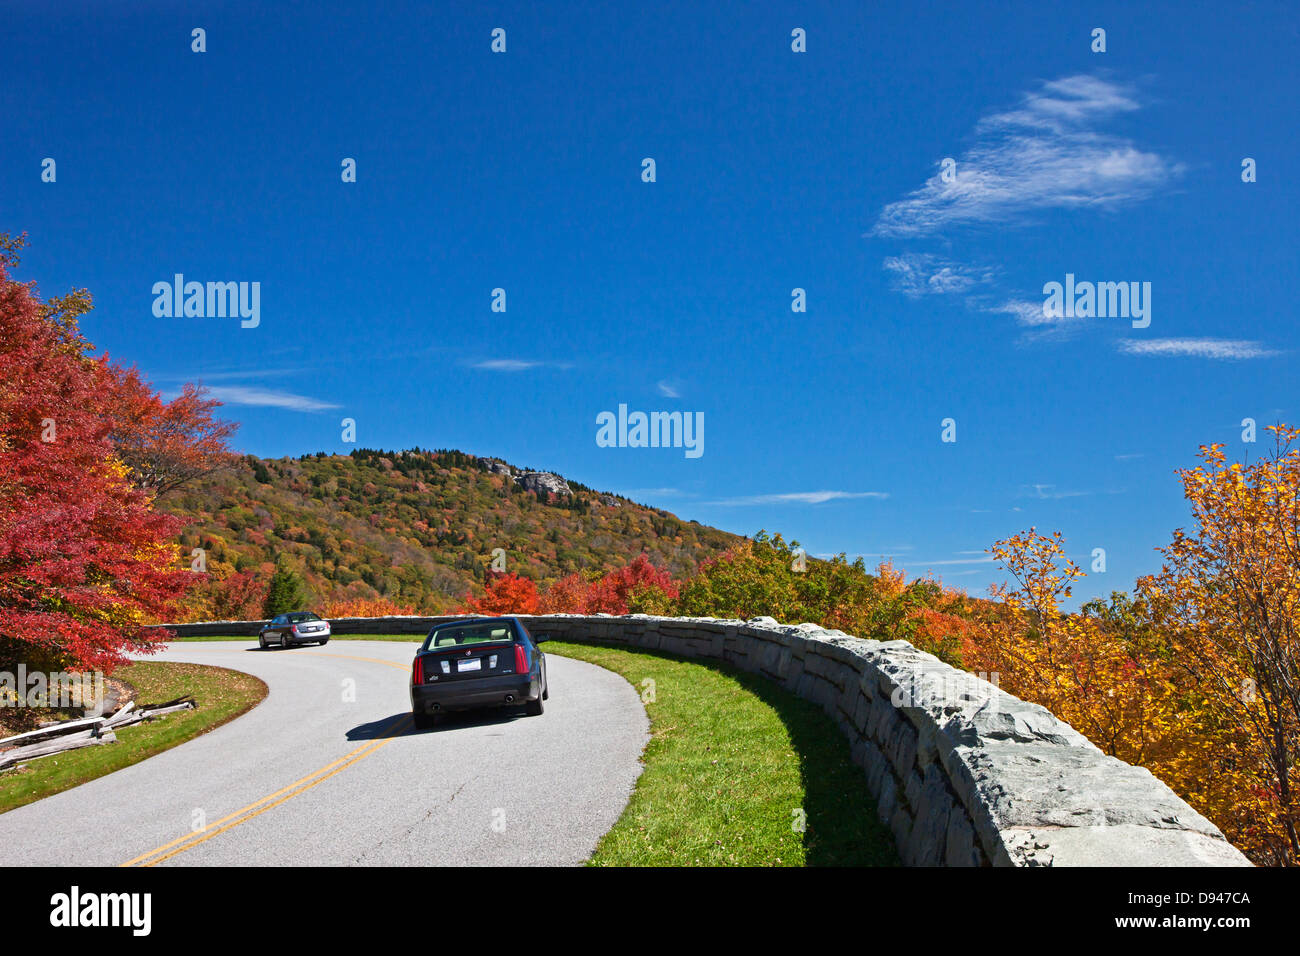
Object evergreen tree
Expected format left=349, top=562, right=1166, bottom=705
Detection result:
left=263, top=560, right=309, bottom=616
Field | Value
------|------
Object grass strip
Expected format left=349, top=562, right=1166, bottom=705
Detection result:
left=0, top=661, right=267, bottom=815
left=547, top=640, right=897, bottom=866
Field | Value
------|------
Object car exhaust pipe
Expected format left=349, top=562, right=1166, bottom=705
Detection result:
left=504, top=694, right=515, bottom=703
left=431, top=703, right=441, bottom=712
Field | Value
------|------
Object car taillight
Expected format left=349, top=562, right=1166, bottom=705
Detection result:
left=413, top=655, right=424, bottom=684
left=514, top=644, right=528, bottom=673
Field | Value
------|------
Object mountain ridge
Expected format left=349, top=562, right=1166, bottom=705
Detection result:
left=164, top=446, right=742, bottom=615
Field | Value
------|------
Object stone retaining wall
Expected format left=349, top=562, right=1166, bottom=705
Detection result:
left=161, top=613, right=1250, bottom=866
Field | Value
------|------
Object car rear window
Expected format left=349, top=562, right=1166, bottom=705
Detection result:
left=287, top=612, right=320, bottom=623
left=427, top=622, right=515, bottom=649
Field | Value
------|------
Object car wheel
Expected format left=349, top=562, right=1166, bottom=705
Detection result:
left=412, top=710, right=436, bottom=730
left=318, top=638, right=329, bottom=646
left=281, top=633, right=290, bottom=649
left=525, top=695, right=544, bottom=717
left=258, top=633, right=266, bottom=649
left=542, top=680, right=549, bottom=701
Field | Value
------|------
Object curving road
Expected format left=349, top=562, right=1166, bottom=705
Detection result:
left=0, top=640, right=649, bottom=866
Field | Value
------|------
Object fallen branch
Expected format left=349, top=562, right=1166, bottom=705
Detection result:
left=0, top=695, right=197, bottom=773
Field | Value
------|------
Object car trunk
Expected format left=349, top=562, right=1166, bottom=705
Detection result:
left=420, top=642, right=518, bottom=682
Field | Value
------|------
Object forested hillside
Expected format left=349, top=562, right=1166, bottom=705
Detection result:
left=164, top=447, right=741, bottom=616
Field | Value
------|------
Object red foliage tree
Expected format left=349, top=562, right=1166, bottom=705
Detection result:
left=0, top=239, right=211, bottom=671
left=103, top=366, right=237, bottom=496
left=538, top=554, right=678, bottom=614
left=202, top=570, right=268, bottom=622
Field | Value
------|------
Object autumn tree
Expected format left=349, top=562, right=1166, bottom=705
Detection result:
left=1138, top=427, right=1300, bottom=865
left=180, top=566, right=267, bottom=623
left=103, top=366, right=237, bottom=496
left=0, top=237, right=195, bottom=671
left=981, top=529, right=1173, bottom=765
left=460, top=572, right=540, bottom=615
left=538, top=554, right=678, bottom=614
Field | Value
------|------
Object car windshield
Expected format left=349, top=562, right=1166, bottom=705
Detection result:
left=427, top=621, right=515, bottom=649
left=287, top=612, right=319, bottom=623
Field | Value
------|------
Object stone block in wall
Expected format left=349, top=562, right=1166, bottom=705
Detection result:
left=905, top=765, right=955, bottom=866
left=876, top=771, right=898, bottom=825
left=857, top=667, right=879, bottom=702
left=850, top=735, right=869, bottom=770
left=904, top=768, right=924, bottom=810
left=944, top=809, right=980, bottom=867
left=1003, top=824, right=1258, bottom=867
left=863, top=740, right=889, bottom=798
left=888, top=720, right=919, bottom=778
left=890, top=806, right=913, bottom=849
left=862, top=694, right=882, bottom=738
left=803, top=650, right=838, bottom=682
left=852, top=692, right=870, bottom=734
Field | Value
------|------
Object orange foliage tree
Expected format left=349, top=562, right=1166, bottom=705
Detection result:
left=459, top=572, right=540, bottom=615
left=324, top=596, right=418, bottom=618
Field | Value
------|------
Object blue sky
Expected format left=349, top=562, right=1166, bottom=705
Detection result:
left=4, top=1, right=1298, bottom=604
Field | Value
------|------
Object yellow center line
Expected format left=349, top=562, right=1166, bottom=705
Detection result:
left=298, top=649, right=413, bottom=672
left=121, top=648, right=416, bottom=866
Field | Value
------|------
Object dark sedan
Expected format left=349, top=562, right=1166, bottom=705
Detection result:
left=259, top=611, right=332, bottom=649
left=410, top=616, right=548, bottom=729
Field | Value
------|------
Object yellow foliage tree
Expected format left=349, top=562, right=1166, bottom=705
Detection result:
left=1138, top=425, right=1300, bottom=866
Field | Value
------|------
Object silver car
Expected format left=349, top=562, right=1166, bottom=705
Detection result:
left=259, top=612, right=331, bottom=649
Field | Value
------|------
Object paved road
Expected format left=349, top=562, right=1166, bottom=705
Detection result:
left=0, top=640, right=649, bottom=866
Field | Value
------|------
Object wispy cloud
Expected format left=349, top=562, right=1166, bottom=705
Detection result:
left=621, top=487, right=684, bottom=498
left=656, top=380, right=681, bottom=398
left=1020, top=483, right=1091, bottom=500
left=1117, top=338, right=1281, bottom=360
left=872, top=75, right=1180, bottom=238
left=705, top=490, right=889, bottom=506
left=205, top=386, right=339, bottom=412
left=883, top=254, right=993, bottom=297
left=468, top=359, right=574, bottom=372
left=813, top=545, right=915, bottom=560
left=900, top=555, right=996, bottom=567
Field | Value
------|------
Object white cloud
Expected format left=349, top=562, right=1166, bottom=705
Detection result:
left=706, top=490, right=889, bottom=506
left=883, top=254, right=993, bottom=297
left=471, top=359, right=539, bottom=371
left=1020, top=483, right=1090, bottom=500
left=872, top=75, right=1180, bottom=238
left=1117, top=338, right=1280, bottom=360
left=468, top=359, right=575, bottom=372
left=985, top=298, right=1083, bottom=328
left=205, top=386, right=339, bottom=412
left=656, top=380, right=681, bottom=398
left=621, top=487, right=684, bottom=497
left=900, top=555, right=996, bottom=567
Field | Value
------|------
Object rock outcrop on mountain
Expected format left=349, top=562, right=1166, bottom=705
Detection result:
left=514, top=471, right=571, bottom=496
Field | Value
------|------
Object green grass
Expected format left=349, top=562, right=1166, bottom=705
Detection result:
left=547, top=640, right=898, bottom=866
left=0, top=661, right=267, bottom=815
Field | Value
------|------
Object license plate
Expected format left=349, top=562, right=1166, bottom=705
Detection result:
left=458, top=659, right=481, bottom=672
